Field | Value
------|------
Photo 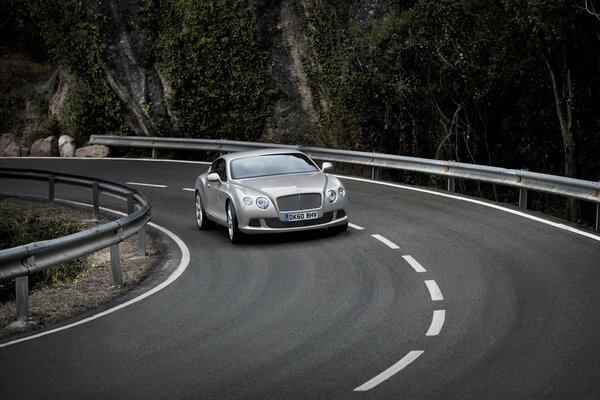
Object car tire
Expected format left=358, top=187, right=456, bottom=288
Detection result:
left=195, top=192, right=212, bottom=230
left=226, top=201, right=243, bottom=244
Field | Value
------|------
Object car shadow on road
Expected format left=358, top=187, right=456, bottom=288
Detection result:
left=213, top=226, right=351, bottom=247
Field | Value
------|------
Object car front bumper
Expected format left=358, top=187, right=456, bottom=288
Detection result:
left=238, top=209, right=349, bottom=234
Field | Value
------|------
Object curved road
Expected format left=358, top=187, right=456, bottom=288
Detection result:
left=0, top=158, right=599, bottom=399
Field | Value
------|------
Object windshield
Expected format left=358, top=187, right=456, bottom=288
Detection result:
left=230, top=153, right=320, bottom=179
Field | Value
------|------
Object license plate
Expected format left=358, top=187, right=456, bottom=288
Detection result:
left=285, top=211, right=319, bottom=222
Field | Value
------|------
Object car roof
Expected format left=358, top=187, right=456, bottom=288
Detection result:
left=219, top=148, right=305, bottom=162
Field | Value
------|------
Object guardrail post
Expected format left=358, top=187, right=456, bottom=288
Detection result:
left=92, top=182, right=100, bottom=220
left=127, top=192, right=147, bottom=256
left=127, top=192, right=135, bottom=215
left=596, top=203, right=599, bottom=231
left=152, top=148, right=158, bottom=159
left=447, top=177, right=456, bottom=192
left=138, top=227, right=146, bottom=257
left=371, top=167, right=379, bottom=180
left=49, top=175, right=55, bottom=204
left=109, top=244, right=123, bottom=287
left=15, top=276, right=29, bottom=322
left=519, top=188, right=528, bottom=209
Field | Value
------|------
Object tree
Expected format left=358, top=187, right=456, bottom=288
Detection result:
left=504, top=0, right=600, bottom=219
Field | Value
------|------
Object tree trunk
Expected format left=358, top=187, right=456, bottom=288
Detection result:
left=545, top=48, right=579, bottom=221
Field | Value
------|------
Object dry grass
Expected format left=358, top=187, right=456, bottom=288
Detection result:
left=0, top=198, right=159, bottom=340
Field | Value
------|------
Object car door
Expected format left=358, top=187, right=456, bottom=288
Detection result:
left=205, top=158, right=229, bottom=223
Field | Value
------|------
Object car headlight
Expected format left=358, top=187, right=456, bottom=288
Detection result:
left=327, top=189, right=337, bottom=203
left=256, top=197, right=270, bottom=209
left=243, top=197, right=253, bottom=206
left=338, top=187, right=345, bottom=197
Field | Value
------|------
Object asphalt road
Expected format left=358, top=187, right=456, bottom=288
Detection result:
left=0, top=158, right=599, bottom=400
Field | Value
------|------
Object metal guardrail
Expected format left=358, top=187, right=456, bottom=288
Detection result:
left=91, top=135, right=600, bottom=231
left=0, top=168, right=151, bottom=322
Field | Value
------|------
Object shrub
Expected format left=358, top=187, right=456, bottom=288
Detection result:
left=0, top=200, right=86, bottom=302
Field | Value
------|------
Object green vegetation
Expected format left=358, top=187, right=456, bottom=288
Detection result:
left=28, top=0, right=129, bottom=142
left=298, top=0, right=599, bottom=220
left=300, top=1, right=600, bottom=182
left=141, top=0, right=275, bottom=140
left=0, top=200, right=86, bottom=302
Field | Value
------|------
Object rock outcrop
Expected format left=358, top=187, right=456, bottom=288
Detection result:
left=85, top=0, right=175, bottom=137
left=58, top=135, right=76, bottom=157
left=30, top=136, right=58, bottom=157
left=83, top=1, right=320, bottom=143
left=253, top=0, right=320, bottom=145
left=0, top=134, right=20, bottom=157
left=75, top=145, right=110, bottom=158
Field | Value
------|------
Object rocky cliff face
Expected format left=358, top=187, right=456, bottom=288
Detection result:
left=253, top=0, right=319, bottom=144
left=84, top=0, right=325, bottom=143
left=1, top=0, right=382, bottom=145
left=85, top=0, right=175, bottom=137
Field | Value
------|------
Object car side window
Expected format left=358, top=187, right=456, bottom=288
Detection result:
left=209, top=160, right=218, bottom=175
left=215, top=159, right=227, bottom=182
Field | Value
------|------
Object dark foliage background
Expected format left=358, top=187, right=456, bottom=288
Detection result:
left=1, top=0, right=599, bottom=220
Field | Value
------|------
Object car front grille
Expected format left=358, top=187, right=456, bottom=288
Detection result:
left=264, top=212, right=334, bottom=228
left=277, top=193, right=322, bottom=212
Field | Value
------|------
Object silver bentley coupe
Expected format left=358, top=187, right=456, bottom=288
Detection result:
left=194, top=149, right=349, bottom=243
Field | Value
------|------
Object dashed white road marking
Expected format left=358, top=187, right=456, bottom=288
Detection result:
left=349, top=223, right=365, bottom=230
left=403, top=255, right=427, bottom=273
left=126, top=182, right=168, bottom=188
left=354, top=350, right=424, bottom=391
left=426, top=310, right=446, bottom=336
left=424, top=280, right=444, bottom=301
left=182, top=188, right=195, bottom=192
left=371, top=234, right=400, bottom=249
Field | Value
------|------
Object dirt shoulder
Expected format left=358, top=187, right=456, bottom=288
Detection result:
left=0, top=198, right=161, bottom=341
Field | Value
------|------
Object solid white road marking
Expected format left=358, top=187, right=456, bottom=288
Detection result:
left=0, top=201, right=191, bottom=348
left=403, top=255, right=427, bottom=273
left=354, top=350, right=425, bottom=391
left=349, top=223, right=365, bottom=230
left=126, top=182, right=168, bottom=188
left=425, top=280, right=444, bottom=301
left=338, top=175, right=600, bottom=243
left=426, top=310, right=446, bottom=336
left=371, top=234, right=400, bottom=249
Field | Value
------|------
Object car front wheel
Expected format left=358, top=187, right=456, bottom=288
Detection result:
left=226, top=202, right=243, bottom=244
left=195, top=192, right=212, bottom=230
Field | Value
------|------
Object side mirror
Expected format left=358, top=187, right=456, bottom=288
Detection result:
left=207, top=173, right=220, bottom=182
left=322, top=162, right=334, bottom=172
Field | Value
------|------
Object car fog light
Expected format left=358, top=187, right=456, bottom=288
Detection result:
left=256, top=197, right=270, bottom=209
left=243, top=197, right=253, bottom=206
left=327, top=189, right=337, bottom=203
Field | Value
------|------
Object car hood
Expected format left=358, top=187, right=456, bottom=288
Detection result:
left=237, top=172, right=327, bottom=198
